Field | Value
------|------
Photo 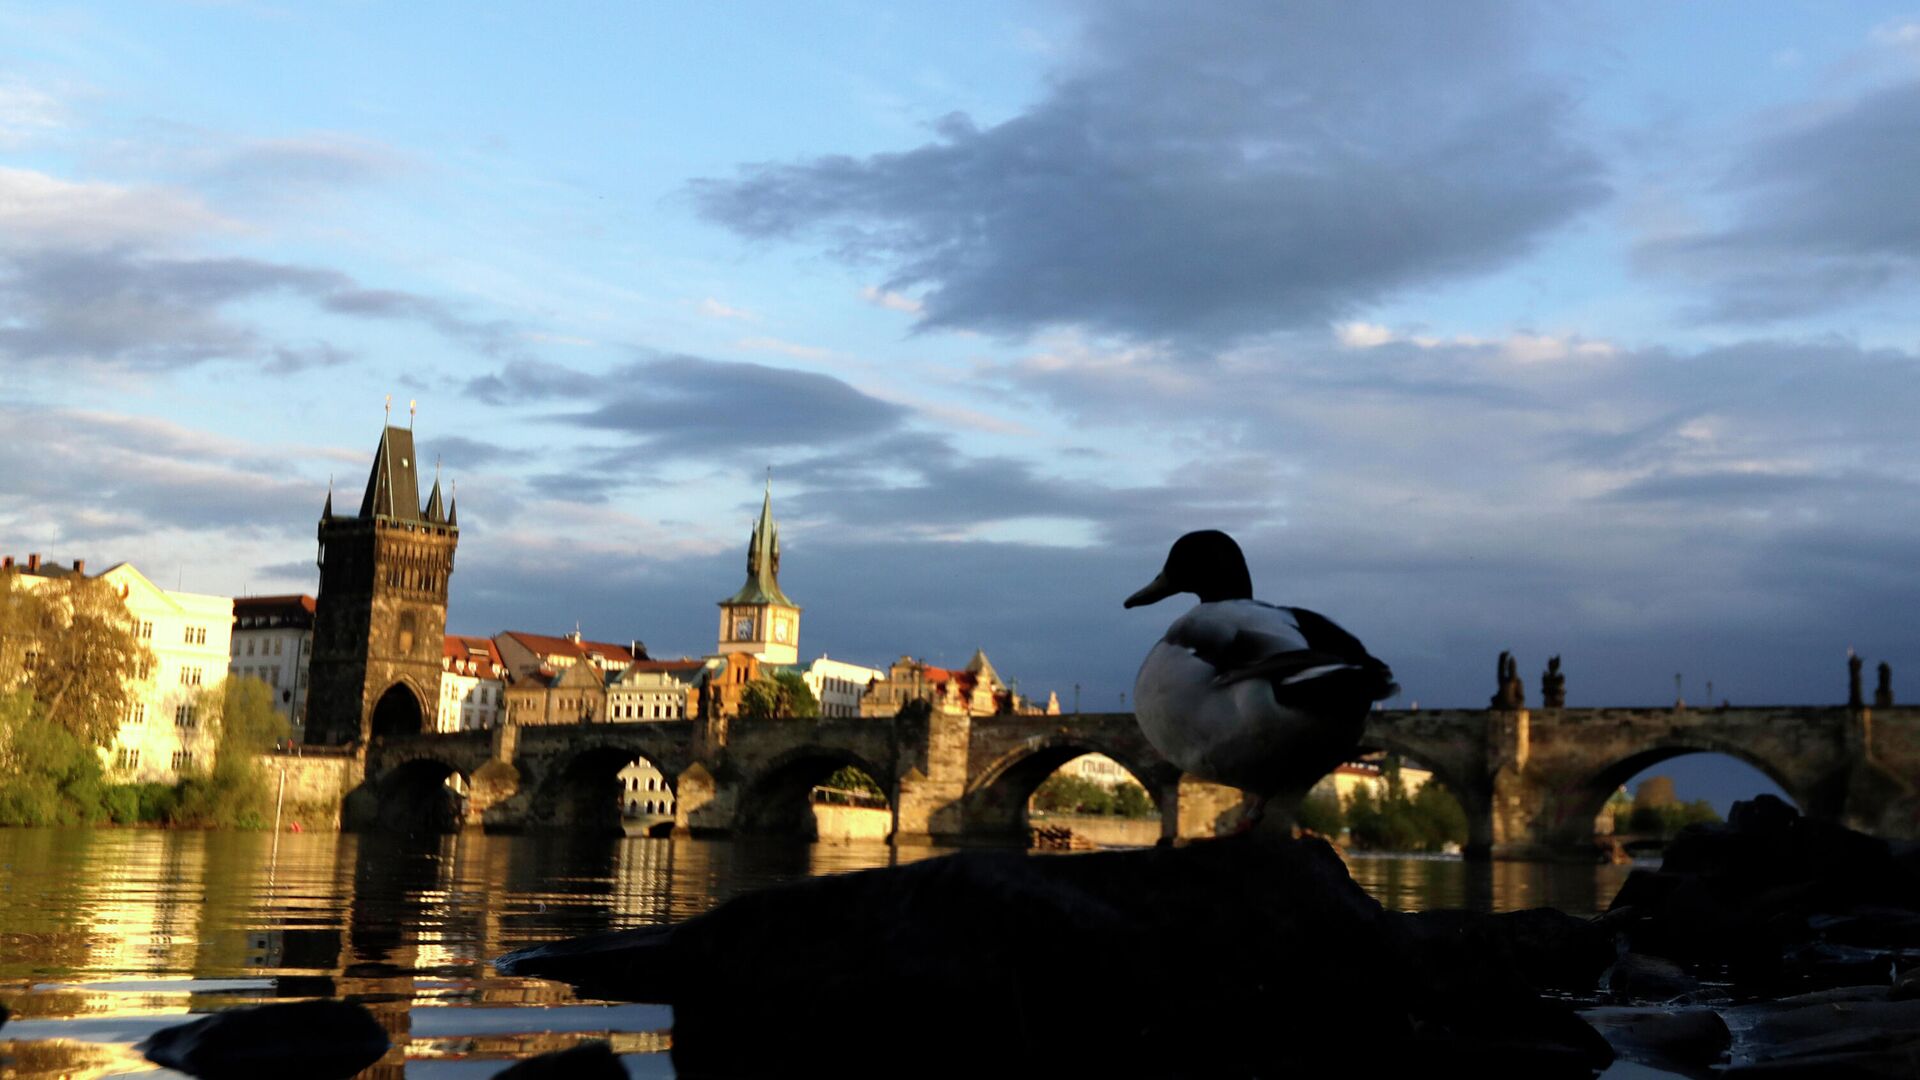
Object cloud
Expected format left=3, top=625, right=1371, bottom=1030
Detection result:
left=1640, top=78, right=1920, bottom=321
left=200, top=133, right=406, bottom=193
left=0, top=166, right=230, bottom=249
left=860, top=285, right=922, bottom=314
left=735, top=336, right=839, bottom=362
left=700, top=297, right=757, bottom=321
left=0, top=405, right=323, bottom=544
left=0, top=80, right=66, bottom=148
left=691, top=1, right=1603, bottom=342
left=0, top=246, right=520, bottom=371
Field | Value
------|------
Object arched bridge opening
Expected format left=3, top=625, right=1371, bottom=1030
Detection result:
left=370, top=682, right=426, bottom=740
left=1353, top=733, right=1489, bottom=856
left=1569, top=745, right=1803, bottom=853
left=374, top=758, right=469, bottom=834
left=967, top=738, right=1166, bottom=845
left=735, top=748, right=893, bottom=841
left=532, top=745, right=678, bottom=837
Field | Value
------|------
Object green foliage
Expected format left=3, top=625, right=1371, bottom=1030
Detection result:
left=0, top=689, right=110, bottom=825
left=0, top=573, right=154, bottom=749
left=739, top=671, right=821, bottom=719
left=1030, top=773, right=1157, bottom=819
left=1340, top=757, right=1471, bottom=853
left=824, top=764, right=884, bottom=797
left=1111, top=782, right=1156, bottom=819
left=1627, top=798, right=1722, bottom=836
left=0, top=678, right=289, bottom=830
left=1297, top=790, right=1345, bottom=836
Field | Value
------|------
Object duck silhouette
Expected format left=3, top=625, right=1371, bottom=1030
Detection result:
left=1126, top=530, right=1397, bottom=824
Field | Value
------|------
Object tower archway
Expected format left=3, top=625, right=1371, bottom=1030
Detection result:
left=371, top=682, right=425, bottom=740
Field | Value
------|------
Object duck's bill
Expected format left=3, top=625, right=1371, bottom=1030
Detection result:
left=1124, top=573, right=1175, bottom=608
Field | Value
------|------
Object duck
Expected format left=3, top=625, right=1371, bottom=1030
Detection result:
left=1125, top=530, right=1397, bottom=824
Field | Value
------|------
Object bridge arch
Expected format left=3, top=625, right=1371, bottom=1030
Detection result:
left=734, top=744, right=893, bottom=839
left=1562, top=741, right=1807, bottom=844
left=373, top=756, right=470, bottom=834
left=529, top=743, right=680, bottom=836
left=370, top=680, right=429, bottom=740
left=1352, top=728, right=1493, bottom=856
left=964, top=734, right=1171, bottom=842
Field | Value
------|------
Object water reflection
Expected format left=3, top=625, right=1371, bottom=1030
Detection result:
left=0, top=829, right=1631, bottom=1076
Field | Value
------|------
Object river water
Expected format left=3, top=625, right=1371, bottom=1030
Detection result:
left=0, top=829, right=1638, bottom=1077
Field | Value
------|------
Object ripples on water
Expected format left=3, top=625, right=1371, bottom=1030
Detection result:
left=0, top=830, right=1637, bottom=1077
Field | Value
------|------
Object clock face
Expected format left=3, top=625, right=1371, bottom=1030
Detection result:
left=773, top=619, right=789, bottom=643
left=734, top=616, right=755, bottom=640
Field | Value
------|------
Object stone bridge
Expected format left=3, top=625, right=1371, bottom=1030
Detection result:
left=352, top=703, right=1920, bottom=857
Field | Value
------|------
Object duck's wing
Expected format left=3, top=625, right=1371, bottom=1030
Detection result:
left=1168, top=602, right=1396, bottom=706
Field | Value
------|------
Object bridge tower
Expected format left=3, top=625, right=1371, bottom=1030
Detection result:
left=306, top=418, right=458, bottom=745
left=715, top=479, right=800, bottom=666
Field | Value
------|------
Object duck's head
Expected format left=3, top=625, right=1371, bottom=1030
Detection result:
left=1124, top=530, right=1253, bottom=608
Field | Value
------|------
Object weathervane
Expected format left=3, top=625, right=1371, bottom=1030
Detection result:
left=384, top=394, right=391, bottom=422
left=409, top=399, right=417, bottom=429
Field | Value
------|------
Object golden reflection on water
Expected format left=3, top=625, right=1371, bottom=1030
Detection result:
left=0, top=829, right=1630, bottom=1076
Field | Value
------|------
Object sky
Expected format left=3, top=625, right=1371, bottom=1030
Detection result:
left=5, top=3, right=1920, bottom=809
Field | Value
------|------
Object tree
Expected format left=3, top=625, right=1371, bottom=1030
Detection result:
left=171, top=677, right=289, bottom=828
left=0, top=573, right=153, bottom=749
left=1110, top=782, right=1157, bottom=819
left=1297, top=790, right=1344, bottom=836
left=0, top=688, right=109, bottom=826
left=739, top=671, right=820, bottom=719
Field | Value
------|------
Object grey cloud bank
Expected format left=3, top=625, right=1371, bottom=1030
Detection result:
left=691, top=0, right=1604, bottom=342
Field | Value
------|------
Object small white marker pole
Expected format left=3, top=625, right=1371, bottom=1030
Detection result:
left=273, top=765, right=287, bottom=833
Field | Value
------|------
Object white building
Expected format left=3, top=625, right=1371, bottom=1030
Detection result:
left=1061, top=752, right=1142, bottom=789
left=6, top=556, right=234, bottom=784
left=607, top=659, right=705, bottom=722
left=802, top=656, right=883, bottom=718
left=229, top=595, right=314, bottom=738
left=440, top=634, right=508, bottom=732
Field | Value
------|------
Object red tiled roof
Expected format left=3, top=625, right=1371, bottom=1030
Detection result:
left=628, top=659, right=707, bottom=673
left=500, top=631, right=637, bottom=666
left=444, top=633, right=505, bottom=665
left=233, top=594, right=317, bottom=626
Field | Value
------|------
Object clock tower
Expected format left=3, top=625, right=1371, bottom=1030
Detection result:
left=716, top=480, right=799, bottom=665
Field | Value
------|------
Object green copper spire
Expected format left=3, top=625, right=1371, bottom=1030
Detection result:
left=722, top=477, right=795, bottom=607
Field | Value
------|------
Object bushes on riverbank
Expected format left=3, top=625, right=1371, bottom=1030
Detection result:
left=1301, top=758, right=1471, bottom=853
left=1031, top=773, right=1158, bottom=818
left=0, top=680, right=289, bottom=828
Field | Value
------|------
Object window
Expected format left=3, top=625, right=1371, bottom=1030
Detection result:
left=137, top=659, right=152, bottom=680
left=171, top=750, right=193, bottom=772
left=127, top=703, right=146, bottom=725
left=115, top=747, right=140, bottom=770
left=246, top=639, right=255, bottom=656
left=176, top=704, right=197, bottom=728
left=180, top=666, right=203, bottom=686
left=269, top=667, right=280, bottom=688
left=274, top=639, right=283, bottom=656
left=138, top=620, right=153, bottom=640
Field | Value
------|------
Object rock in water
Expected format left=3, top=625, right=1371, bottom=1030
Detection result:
left=140, top=999, right=389, bottom=1080
left=493, top=1039, right=625, bottom=1078
left=499, top=834, right=1610, bottom=1077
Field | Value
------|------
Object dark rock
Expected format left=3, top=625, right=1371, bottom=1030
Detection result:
left=1748, top=999, right=1920, bottom=1046
left=493, top=1039, right=625, bottom=1079
left=1778, top=941, right=1900, bottom=992
left=1606, top=952, right=1698, bottom=1001
left=1399, top=906, right=1614, bottom=994
left=1893, top=967, right=1920, bottom=1001
left=139, top=999, right=389, bottom=1080
left=1731, top=1026, right=1920, bottom=1078
left=1582, top=1006, right=1730, bottom=1067
left=499, top=834, right=1610, bottom=1077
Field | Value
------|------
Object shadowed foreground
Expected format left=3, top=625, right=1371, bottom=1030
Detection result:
left=499, top=833, right=1614, bottom=1077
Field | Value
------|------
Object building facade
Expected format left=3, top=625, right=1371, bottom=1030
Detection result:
left=802, top=656, right=883, bottom=718
left=859, top=650, right=1058, bottom=718
left=606, top=659, right=705, bottom=722
left=5, top=556, right=233, bottom=783
left=306, top=422, right=458, bottom=744
left=715, top=483, right=800, bottom=666
left=439, top=634, right=508, bottom=732
left=229, top=595, right=315, bottom=738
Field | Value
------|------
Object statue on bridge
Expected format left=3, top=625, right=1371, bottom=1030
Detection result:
left=1876, top=661, right=1894, bottom=709
left=1849, top=651, right=1864, bottom=709
left=1540, top=655, right=1566, bottom=709
left=1490, top=651, right=1525, bottom=710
